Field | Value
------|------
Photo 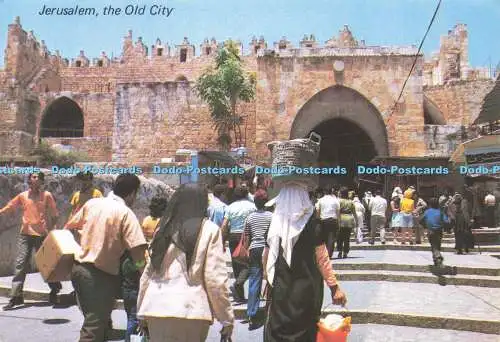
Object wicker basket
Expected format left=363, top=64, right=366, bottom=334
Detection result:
left=267, top=132, right=321, bottom=168
left=267, top=132, right=321, bottom=189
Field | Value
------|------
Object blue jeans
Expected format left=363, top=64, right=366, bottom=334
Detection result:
left=247, top=247, right=264, bottom=319
left=123, top=288, right=139, bottom=342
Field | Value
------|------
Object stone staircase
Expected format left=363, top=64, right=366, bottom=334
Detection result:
left=1, top=239, right=499, bottom=340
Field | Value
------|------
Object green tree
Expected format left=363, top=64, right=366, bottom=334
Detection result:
left=195, top=41, right=255, bottom=150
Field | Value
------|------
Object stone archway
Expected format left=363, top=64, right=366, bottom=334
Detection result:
left=290, top=85, right=389, bottom=185
left=40, top=97, right=84, bottom=138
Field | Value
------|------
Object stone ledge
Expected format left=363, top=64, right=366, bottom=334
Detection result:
left=350, top=244, right=500, bottom=253
left=332, top=262, right=500, bottom=276
left=334, top=270, right=500, bottom=288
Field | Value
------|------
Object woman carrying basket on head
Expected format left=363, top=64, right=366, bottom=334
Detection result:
left=263, top=182, right=347, bottom=342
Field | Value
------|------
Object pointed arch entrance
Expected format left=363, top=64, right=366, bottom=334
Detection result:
left=40, top=97, right=84, bottom=138
left=290, top=85, right=389, bottom=186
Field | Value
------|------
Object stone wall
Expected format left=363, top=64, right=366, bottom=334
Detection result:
left=112, top=81, right=256, bottom=164
left=0, top=173, right=174, bottom=276
left=423, top=124, right=461, bottom=157
left=254, top=54, right=426, bottom=158
left=424, top=80, right=495, bottom=125
left=0, top=18, right=494, bottom=164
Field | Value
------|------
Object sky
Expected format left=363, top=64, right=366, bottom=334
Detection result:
left=0, top=0, right=499, bottom=69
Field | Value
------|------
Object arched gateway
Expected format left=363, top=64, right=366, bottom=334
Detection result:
left=40, top=96, right=84, bottom=138
left=290, top=85, right=389, bottom=186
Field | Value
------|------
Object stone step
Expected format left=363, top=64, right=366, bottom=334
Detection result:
left=334, top=270, right=500, bottom=287
left=343, top=324, right=500, bottom=342
left=349, top=243, right=500, bottom=253
left=2, top=275, right=500, bottom=335
left=350, top=237, right=456, bottom=243
left=225, top=268, right=500, bottom=287
left=332, top=262, right=500, bottom=276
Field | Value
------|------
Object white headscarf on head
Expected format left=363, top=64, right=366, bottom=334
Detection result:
left=266, top=181, right=314, bottom=286
left=392, top=187, right=403, bottom=199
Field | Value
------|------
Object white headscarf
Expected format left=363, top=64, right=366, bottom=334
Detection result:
left=392, top=187, right=403, bottom=200
left=266, top=182, right=314, bottom=286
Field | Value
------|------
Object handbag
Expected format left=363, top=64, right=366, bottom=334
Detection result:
left=231, top=231, right=249, bottom=264
left=130, top=331, right=148, bottom=342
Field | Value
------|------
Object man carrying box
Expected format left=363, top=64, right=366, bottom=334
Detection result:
left=0, top=172, right=62, bottom=310
left=65, top=173, right=147, bottom=342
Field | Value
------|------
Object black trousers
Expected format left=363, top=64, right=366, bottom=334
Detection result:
left=229, top=233, right=249, bottom=298
left=428, top=230, right=443, bottom=265
left=321, top=218, right=338, bottom=258
left=72, top=262, right=119, bottom=342
left=337, top=226, right=352, bottom=256
left=485, top=206, right=496, bottom=228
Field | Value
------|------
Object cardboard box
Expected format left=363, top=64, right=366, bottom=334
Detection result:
left=35, top=229, right=83, bottom=282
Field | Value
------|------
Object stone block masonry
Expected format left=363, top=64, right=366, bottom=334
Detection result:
left=0, top=17, right=494, bottom=165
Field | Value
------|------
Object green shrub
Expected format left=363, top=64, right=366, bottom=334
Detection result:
left=31, top=141, right=88, bottom=167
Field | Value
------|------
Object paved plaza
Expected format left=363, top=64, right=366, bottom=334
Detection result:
left=1, top=247, right=499, bottom=341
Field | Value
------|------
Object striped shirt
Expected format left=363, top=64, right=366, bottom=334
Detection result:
left=244, top=210, right=272, bottom=250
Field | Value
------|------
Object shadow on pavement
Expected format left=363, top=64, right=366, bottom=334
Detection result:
left=429, top=265, right=459, bottom=286
left=42, top=318, right=70, bottom=325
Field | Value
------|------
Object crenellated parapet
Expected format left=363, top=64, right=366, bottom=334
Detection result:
left=71, top=50, right=90, bottom=67
left=175, top=37, right=195, bottom=62
left=300, top=34, right=318, bottom=48
left=3, top=18, right=493, bottom=87
left=249, top=36, right=267, bottom=56
left=200, top=38, right=217, bottom=57
left=152, top=38, right=170, bottom=58
left=3, top=16, right=65, bottom=82
left=423, top=24, right=491, bottom=86
left=326, top=25, right=359, bottom=48
left=274, top=36, right=293, bottom=51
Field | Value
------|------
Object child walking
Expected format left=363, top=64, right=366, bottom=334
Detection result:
left=421, top=198, right=447, bottom=267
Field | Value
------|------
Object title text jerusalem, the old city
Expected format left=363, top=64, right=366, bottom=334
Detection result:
left=38, top=4, right=174, bottom=17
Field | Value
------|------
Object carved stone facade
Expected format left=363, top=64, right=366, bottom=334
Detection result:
left=0, top=18, right=494, bottom=167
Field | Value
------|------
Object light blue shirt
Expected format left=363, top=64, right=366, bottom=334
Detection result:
left=207, top=196, right=227, bottom=228
left=224, top=199, right=257, bottom=233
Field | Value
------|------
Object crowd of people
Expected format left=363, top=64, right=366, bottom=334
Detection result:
left=0, top=169, right=498, bottom=341
left=0, top=172, right=349, bottom=342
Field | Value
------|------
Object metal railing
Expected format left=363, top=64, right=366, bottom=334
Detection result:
left=40, top=128, right=84, bottom=138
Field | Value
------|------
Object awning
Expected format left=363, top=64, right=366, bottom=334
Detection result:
left=449, top=134, right=500, bottom=164
left=369, top=156, right=449, bottom=167
left=474, top=75, right=500, bottom=125
left=197, top=151, right=238, bottom=166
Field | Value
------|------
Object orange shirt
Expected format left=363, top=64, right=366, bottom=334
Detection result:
left=65, top=192, right=147, bottom=275
left=0, top=190, right=58, bottom=236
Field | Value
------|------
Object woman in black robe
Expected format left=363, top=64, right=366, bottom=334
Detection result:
left=448, top=193, right=474, bottom=254
left=263, top=184, right=347, bottom=342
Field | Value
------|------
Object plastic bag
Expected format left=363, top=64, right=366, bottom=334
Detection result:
left=316, top=314, right=351, bottom=342
left=130, top=331, right=148, bottom=342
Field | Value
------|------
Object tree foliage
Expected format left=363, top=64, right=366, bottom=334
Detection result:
left=32, top=141, right=88, bottom=167
left=195, top=41, right=255, bottom=150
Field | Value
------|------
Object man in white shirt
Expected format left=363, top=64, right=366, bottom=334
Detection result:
left=368, top=189, right=388, bottom=245
left=485, top=192, right=497, bottom=228
left=315, top=186, right=340, bottom=258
